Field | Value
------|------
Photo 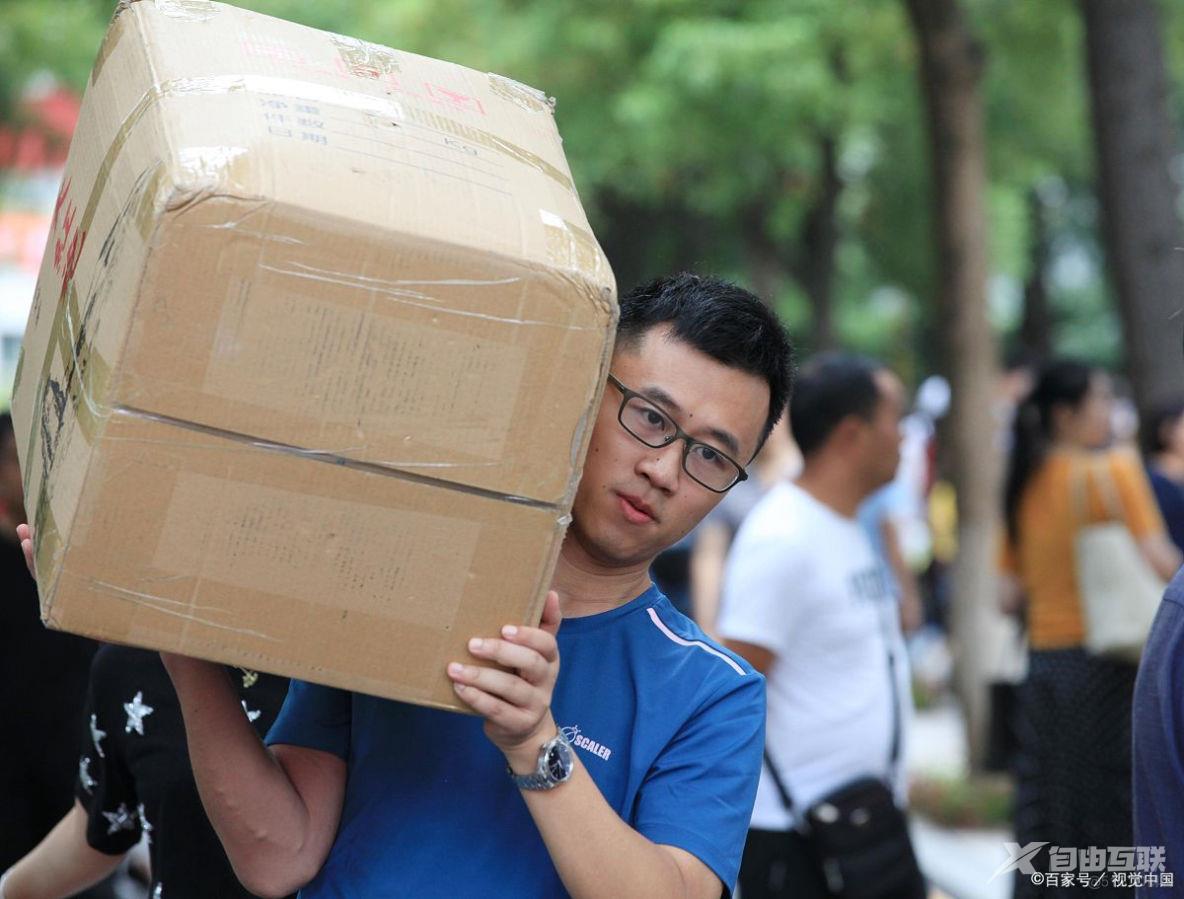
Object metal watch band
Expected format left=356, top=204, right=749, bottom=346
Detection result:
left=508, top=730, right=573, bottom=791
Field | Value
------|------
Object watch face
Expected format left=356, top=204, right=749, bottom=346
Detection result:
left=545, top=740, right=573, bottom=781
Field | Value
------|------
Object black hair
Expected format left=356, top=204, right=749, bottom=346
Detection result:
left=789, top=353, right=883, bottom=458
left=0, top=411, right=12, bottom=448
left=1003, top=358, right=1096, bottom=542
left=615, top=272, right=794, bottom=451
left=1141, top=398, right=1184, bottom=457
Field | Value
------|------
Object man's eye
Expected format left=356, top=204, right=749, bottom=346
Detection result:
left=644, top=409, right=665, bottom=428
left=693, top=445, right=727, bottom=469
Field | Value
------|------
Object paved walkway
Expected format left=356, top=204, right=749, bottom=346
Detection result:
left=908, top=700, right=1012, bottom=899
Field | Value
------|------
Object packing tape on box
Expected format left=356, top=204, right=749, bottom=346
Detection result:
left=154, top=73, right=577, bottom=193
left=487, top=74, right=555, bottom=114
left=109, top=405, right=569, bottom=511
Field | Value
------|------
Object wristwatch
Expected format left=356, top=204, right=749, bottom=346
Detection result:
left=508, top=730, right=575, bottom=791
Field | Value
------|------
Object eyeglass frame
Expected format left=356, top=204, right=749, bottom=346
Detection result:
left=606, top=373, right=749, bottom=493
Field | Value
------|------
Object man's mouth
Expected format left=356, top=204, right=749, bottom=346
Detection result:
left=617, top=492, right=657, bottom=524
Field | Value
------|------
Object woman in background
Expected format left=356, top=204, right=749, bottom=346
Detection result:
left=999, top=359, right=1179, bottom=899
left=1141, top=399, right=1184, bottom=553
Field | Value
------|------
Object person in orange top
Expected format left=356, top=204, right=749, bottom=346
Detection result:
left=999, top=359, right=1180, bottom=898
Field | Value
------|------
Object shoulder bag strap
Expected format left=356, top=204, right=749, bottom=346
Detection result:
left=762, top=746, right=795, bottom=812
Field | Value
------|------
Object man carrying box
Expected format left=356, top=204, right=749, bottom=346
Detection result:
left=20, top=272, right=793, bottom=898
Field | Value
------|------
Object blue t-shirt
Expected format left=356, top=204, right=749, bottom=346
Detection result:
left=266, top=586, right=765, bottom=897
left=1133, top=571, right=1184, bottom=896
left=1146, top=466, right=1184, bottom=554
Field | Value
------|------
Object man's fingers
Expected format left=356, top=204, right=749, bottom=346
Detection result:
left=499, top=621, right=558, bottom=662
left=467, top=636, right=552, bottom=684
left=16, top=523, right=36, bottom=579
left=449, top=681, right=536, bottom=733
left=447, top=663, right=537, bottom=711
left=539, top=590, right=562, bottom=637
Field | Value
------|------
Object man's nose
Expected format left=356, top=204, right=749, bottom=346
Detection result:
left=637, top=439, right=683, bottom=492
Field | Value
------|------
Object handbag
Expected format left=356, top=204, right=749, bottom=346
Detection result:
left=1071, top=455, right=1165, bottom=662
left=762, top=629, right=924, bottom=899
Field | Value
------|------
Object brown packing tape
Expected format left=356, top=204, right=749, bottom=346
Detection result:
left=540, top=210, right=610, bottom=284
left=135, top=163, right=171, bottom=239
left=91, top=7, right=128, bottom=86
left=54, top=284, right=113, bottom=445
left=24, top=80, right=166, bottom=475
left=487, top=74, right=554, bottom=114
left=33, top=487, right=62, bottom=600
left=152, top=0, right=218, bottom=21
left=329, top=33, right=402, bottom=79
left=405, top=105, right=574, bottom=194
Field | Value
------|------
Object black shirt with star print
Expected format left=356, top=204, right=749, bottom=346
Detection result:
left=75, top=645, right=291, bottom=898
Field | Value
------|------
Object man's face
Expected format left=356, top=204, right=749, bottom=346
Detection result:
left=567, top=325, right=770, bottom=569
left=858, top=369, right=905, bottom=491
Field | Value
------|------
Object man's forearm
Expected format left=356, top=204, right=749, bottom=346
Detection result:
left=162, top=654, right=321, bottom=894
left=3, top=802, right=122, bottom=899
left=519, top=757, right=716, bottom=899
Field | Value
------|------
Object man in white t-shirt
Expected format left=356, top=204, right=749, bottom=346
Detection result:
left=719, top=353, right=922, bottom=899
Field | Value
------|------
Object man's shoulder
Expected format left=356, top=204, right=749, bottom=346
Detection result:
left=640, top=598, right=763, bottom=687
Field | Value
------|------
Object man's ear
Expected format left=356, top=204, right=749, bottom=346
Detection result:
left=828, top=415, right=865, bottom=453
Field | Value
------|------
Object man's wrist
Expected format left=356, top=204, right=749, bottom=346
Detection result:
left=502, top=718, right=560, bottom=775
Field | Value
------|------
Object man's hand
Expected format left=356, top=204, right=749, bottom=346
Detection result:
left=448, top=590, right=562, bottom=772
left=16, top=523, right=35, bottom=579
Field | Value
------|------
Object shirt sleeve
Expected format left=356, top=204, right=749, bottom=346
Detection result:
left=1107, top=449, right=1166, bottom=539
left=264, top=679, right=353, bottom=759
left=717, top=531, right=806, bottom=657
left=632, top=673, right=765, bottom=896
left=76, top=654, right=142, bottom=855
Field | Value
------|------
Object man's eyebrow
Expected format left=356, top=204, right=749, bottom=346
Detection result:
left=640, top=386, right=742, bottom=457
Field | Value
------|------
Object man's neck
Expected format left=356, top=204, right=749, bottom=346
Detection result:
left=550, top=543, right=654, bottom=619
left=795, top=459, right=868, bottom=519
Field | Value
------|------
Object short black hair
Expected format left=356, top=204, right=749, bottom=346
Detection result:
left=1141, top=398, right=1184, bottom=456
left=790, top=353, right=883, bottom=457
left=615, top=273, right=794, bottom=452
left=0, top=411, right=12, bottom=448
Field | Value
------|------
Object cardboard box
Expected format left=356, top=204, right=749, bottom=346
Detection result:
left=11, top=0, right=616, bottom=711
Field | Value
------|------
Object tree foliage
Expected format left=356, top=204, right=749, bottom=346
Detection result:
left=2, top=0, right=1183, bottom=379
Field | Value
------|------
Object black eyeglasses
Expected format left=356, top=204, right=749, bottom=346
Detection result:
left=607, top=374, right=748, bottom=493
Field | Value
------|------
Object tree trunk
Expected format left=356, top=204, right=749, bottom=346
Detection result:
left=905, top=0, right=1000, bottom=772
left=739, top=201, right=786, bottom=307
left=1020, top=186, right=1055, bottom=357
left=797, top=135, right=842, bottom=352
left=1080, top=0, right=1184, bottom=416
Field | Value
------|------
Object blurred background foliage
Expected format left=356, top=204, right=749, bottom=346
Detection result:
left=4, top=0, right=1182, bottom=382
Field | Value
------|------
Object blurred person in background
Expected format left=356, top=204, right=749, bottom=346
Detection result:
left=688, top=423, right=799, bottom=640
left=720, top=354, right=924, bottom=899
left=999, top=360, right=1180, bottom=899
left=1, top=639, right=290, bottom=899
left=0, top=411, right=116, bottom=899
left=1140, top=398, right=1184, bottom=554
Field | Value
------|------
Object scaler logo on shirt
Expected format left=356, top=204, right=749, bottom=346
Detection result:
left=560, top=724, right=613, bottom=761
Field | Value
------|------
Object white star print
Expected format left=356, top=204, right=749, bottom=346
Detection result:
left=138, top=803, right=153, bottom=844
left=90, top=715, right=106, bottom=758
left=102, top=803, right=137, bottom=835
left=123, top=691, right=154, bottom=735
left=79, top=756, right=96, bottom=792
left=241, top=700, right=261, bottom=723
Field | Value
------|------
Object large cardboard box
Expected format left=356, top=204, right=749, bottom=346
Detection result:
left=12, top=0, right=616, bottom=712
